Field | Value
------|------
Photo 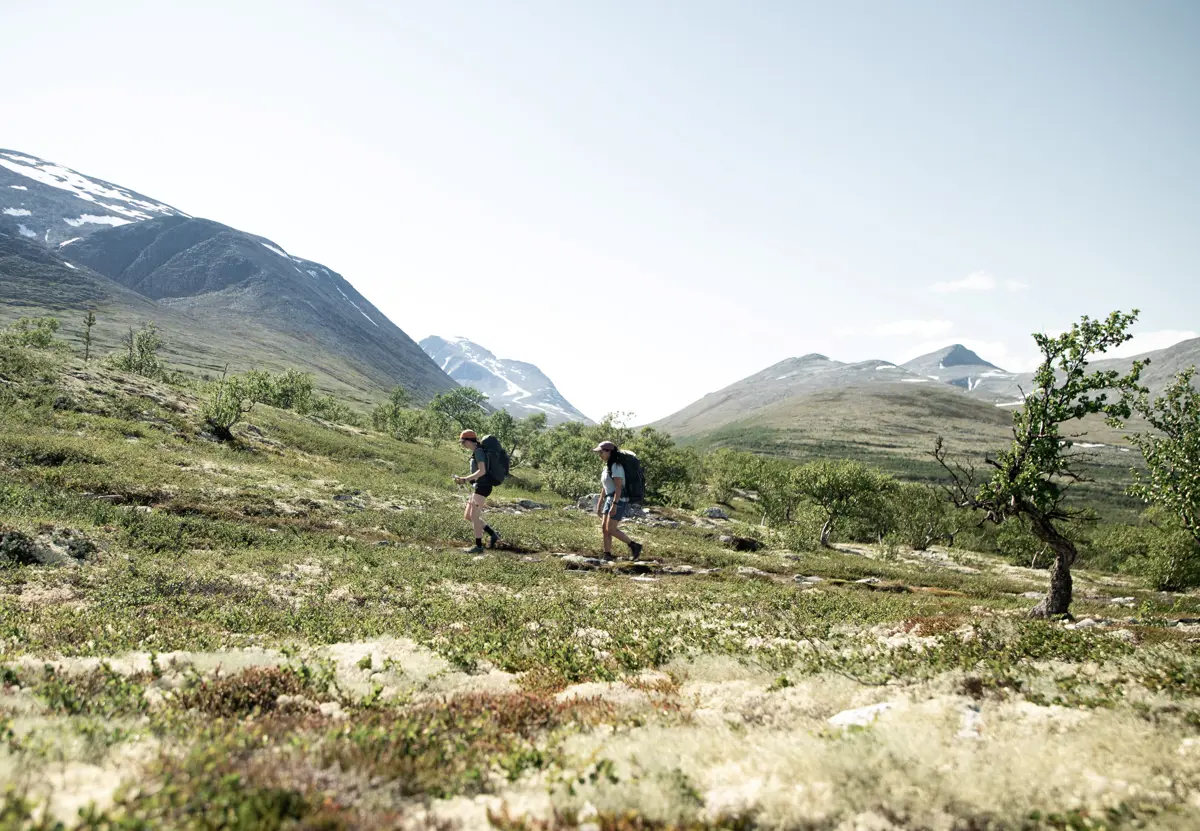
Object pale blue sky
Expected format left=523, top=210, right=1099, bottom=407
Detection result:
left=3, top=0, right=1198, bottom=422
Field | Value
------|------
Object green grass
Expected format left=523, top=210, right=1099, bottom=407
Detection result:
left=3, top=345, right=1200, bottom=829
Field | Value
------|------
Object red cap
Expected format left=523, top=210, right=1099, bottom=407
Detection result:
left=459, top=430, right=479, bottom=441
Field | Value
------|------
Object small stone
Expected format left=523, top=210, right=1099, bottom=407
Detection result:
left=1110, top=597, right=1137, bottom=606
left=855, top=577, right=880, bottom=585
left=1074, top=618, right=1100, bottom=629
left=516, top=499, right=549, bottom=510
left=701, top=506, right=729, bottom=519
left=737, top=566, right=770, bottom=578
left=796, top=575, right=824, bottom=584
left=661, top=564, right=696, bottom=576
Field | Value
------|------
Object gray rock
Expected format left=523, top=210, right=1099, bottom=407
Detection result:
left=577, top=494, right=601, bottom=512
left=796, top=575, right=824, bottom=584
left=660, top=564, right=696, bottom=576
left=855, top=577, right=881, bottom=585
left=516, top=499, right=550, bottom=510
left=562, top=554, right=606, bottom=571
left=737, top=566, right=771, bottom=578
left=701, top=507, right=730, bottom=519
left=90, top=494, right=126, bottom=504
left=1019, top=591, right=1044, bottom=599
left=1110, top=596, right=1137, bottom=606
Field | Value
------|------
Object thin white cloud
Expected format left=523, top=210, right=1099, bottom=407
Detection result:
left=929, top=271, right=996, bottom=293
left=1003, top=279, right=1029, bottom=292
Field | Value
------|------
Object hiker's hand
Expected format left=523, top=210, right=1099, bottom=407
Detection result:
left=453, top=476, right=463, bottom=484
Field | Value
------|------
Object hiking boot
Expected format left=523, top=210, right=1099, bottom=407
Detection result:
left=628, top=542, right=643, bottom=561
left=487, top=529, right=501, bottom=549
left=602, top=552, right=616, bottom=562
left=462, top=544, right=486, bottom=554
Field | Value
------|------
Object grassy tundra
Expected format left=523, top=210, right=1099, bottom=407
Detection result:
left=2, top=342, right=1200, bottom=830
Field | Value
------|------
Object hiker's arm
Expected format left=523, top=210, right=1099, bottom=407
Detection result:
left=467, top=461, right=486, bottom=482
left=609, top=475, right=624, bottom=509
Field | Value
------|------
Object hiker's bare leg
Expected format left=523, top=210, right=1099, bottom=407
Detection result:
left=470, top=493, right=486, bottom=539
left=609, top=519, right=632, bottom=545
left=601, top=516, right=613, bottom=552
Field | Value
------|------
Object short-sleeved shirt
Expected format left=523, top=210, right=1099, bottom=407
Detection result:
left=601, top=462, right=626, bottom=498
left=470, top=447, right=487, bottom=476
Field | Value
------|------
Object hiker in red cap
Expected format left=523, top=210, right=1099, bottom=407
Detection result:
left=453, top=430, right=500, bottom=553
left=592, top=440, right=643, bottom=561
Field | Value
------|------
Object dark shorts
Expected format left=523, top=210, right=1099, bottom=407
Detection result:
left=473, top=481, right=493, bottom=498
left=603, top=496, right=629, bottom=521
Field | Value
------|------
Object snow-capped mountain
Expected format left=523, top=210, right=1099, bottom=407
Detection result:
left=0, top=149, right=456, bottom=402
left=0, top=149, right=184, bottom=246
left=420, top=336, right=592, bottom=424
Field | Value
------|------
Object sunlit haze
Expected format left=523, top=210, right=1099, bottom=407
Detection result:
left=4, top=0, right=1197, bottom=422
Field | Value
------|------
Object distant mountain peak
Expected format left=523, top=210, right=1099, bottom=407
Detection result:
left=938, top=344, right=996, bottom=369
left=420, top=336, right=591, bottom=425
left=797, top=353, right=831, bottom=362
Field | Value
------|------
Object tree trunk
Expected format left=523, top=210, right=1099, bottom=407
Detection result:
left=820, top=517, right=833, bottom=548
left=1027, top=517, right=1077, bottom=618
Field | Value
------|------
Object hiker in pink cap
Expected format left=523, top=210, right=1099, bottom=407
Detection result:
left=592, top=440, right=643, bottom=561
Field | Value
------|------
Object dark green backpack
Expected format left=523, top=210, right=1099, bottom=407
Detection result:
left=480, top=435, right=509, bottom=486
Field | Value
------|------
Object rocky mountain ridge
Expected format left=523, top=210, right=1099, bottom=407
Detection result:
left=420, top=336, right=591, bottom=424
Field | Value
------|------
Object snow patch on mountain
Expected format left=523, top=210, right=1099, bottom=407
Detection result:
left=0, top=152, right=182, bottom=218
left=64, top=214, right=130, bottom=228
left=3, top=208, right=31, bottom=217
left=420, top=336, right=591, bottom=425
left=17, top=225, right=36, bottom=238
